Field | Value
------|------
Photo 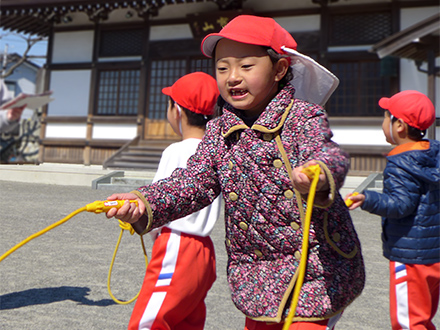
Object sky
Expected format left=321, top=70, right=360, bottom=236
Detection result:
left=0, top=28, right=48, bottom=67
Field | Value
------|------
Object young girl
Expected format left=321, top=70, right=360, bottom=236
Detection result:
left=107, top=15, right=365, bottom=330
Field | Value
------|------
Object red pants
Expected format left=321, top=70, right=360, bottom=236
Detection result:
left=128, top=228, right=216, bottom=330
left=244, top=312, right=342, bottom=330
left=389, top=261, right=440, bottom=330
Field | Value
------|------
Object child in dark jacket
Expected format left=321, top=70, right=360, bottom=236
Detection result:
left=347, top=90, right=440, bottom=330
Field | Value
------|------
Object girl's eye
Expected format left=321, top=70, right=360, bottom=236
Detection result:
left=217, top=67, right=227, bottom=72
left=242, top=64, right=253, bottom=69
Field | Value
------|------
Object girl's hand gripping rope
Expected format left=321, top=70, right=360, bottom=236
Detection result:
left=105, top=193, right=145, bottom=224
left=291, top=161, right=328, bottom=194
left=291, top=161, right=330, bottom=206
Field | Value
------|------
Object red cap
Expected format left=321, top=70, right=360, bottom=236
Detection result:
left=379, top=90, right=435, bottom=130
left=201, top=15, right=297, bottom=58
left=162, top=72, right=219, bottom=116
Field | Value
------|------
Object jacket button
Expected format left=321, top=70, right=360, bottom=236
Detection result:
left=294, top=250, right=301, bottom=260
left=273, top=159, right=283, bottom=168
left=290, top=222, right=300, bottom=230
left=228, top=161, right=234, bottom=170
left=229, top=192, right=238, bottom=201
left=239, top=222, right=248, bottom=231
left=263, top=133, right=272, bottom=141
left=284, top=189, right=294, bottom=199
left=332, top=232, right=341, bottom=242
left=254, top=249, right=263, bottom=258
left=226, top=238, right=231, bottom=246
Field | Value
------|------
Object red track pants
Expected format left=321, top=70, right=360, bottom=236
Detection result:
left=389, top=261, right=440, bottom=330
left=128, top=228, right=216, bottom=330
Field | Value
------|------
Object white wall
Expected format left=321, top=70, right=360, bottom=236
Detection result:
left=275, top=15, right=320, bottom=33
left=332, top=127, right=387, bottom=146
left=150, top=2, right=217, bottom=21
left=92, top=123, right=137, bottom=140
left=149, top=14, right=321, bottom=41
left=52, top=31, right=94, bottom=63
left=150, top=24, right=193, bottom=41
left=400, top=6, right=440, bottom=29
left=400, top=7, right=440, bottom=114
left=45, top=122, right=138, bottom=140
left=45, top=123, right=87, bottom=138
left=48, top=70, right=91, bottom=116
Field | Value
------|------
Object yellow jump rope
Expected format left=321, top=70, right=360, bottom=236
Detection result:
left=0, top=165, right=351, bottom=323
left=282, top=164, right=320, bottom=330
left=283, top=165, right=355, bottom=329
left=0, top=199, right=148, bottom=305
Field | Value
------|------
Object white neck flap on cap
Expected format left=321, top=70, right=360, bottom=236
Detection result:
left=282, top=46, right=339, bottom=106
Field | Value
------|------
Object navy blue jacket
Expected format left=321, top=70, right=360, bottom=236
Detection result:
left=362, top=139, right=440, bottom=264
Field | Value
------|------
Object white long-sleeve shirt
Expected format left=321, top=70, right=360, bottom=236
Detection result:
left=152, top=138, right=221, bottom=237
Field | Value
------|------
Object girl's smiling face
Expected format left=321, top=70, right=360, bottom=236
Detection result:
left=215, top=39, right=289, bottom=117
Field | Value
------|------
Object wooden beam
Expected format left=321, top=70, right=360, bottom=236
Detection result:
left=371, top=13, right=440, bottom=59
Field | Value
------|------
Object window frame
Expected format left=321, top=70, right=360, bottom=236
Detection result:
left=145, top=55, right=215, bottom=121
left=93, top=63, right=142, bottom=117
left=325, top=51, right=399, bottom=117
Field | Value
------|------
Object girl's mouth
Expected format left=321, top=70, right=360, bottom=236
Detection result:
left=230, top=89, right=248, bottom=98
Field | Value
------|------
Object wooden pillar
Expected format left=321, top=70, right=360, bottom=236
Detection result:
left=426, top=49, right=436, bottom=140
left=84, top=116, right=93, bottom=165
left=83, top=22, right=100, bottom=165
left=38, top=116, right=46, bottom=164
left=38, top=26, right=54, bottom=164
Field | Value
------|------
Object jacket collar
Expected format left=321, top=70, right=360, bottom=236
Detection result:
left=388, top=141, right=430, bottom=156
left=221, top=83, right=295, bottom=138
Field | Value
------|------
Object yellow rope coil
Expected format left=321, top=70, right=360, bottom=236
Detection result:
left=107, top=220, right=148, bottom=305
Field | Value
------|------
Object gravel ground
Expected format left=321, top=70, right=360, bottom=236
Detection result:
left=0, top=181, right=438, bottom=329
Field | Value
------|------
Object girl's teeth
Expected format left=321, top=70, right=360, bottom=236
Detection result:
left=231, top=90, right=245, bottom=96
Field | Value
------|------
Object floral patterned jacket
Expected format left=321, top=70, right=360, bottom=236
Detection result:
left=133, top=83, right=365, bottom=323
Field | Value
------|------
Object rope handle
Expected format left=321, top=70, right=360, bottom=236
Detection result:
left=345, top=192, right=359, bottom=207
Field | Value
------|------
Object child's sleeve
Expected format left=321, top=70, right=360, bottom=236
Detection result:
left=361, top=163, right=420, bottom=218
left=294, top=105, right=350, bottom=191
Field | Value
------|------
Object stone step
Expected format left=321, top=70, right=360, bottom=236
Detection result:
left=111, top=176, right=151, bottom=186
left=105, top=161, right=159, bottom=170
left=118, top=154, right=161, bottom=163
left=127, top=146, right=165, bottom=153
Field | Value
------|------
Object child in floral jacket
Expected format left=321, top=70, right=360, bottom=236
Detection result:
left=107, top=15, right=365, bottom=330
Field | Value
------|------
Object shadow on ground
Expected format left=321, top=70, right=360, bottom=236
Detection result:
left=0, top=286, right=115, bottom=309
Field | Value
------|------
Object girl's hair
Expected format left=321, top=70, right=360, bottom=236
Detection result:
left=169, top=96, right=213, bottom=128
left=389, top=111, right=426, bottom=141
left=266, top=48, right=293, bottom=89
left=214, top=95, right=226, bottom=118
